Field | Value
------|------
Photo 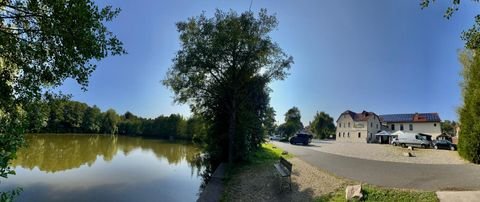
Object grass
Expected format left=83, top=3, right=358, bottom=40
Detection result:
left=246, top=143, right=293, bottom=164
left=224, top=143, right=292, bottom=178
left=315, top=184, right=438, bottom=202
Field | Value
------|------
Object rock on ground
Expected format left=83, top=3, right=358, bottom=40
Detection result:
left=345, top=184, right=363, bottom=200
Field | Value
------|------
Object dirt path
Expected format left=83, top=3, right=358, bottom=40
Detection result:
left=223, top=158, right=347, bottom=202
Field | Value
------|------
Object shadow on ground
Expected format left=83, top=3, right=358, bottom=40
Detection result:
left=224, top=163, right=317, bottom=202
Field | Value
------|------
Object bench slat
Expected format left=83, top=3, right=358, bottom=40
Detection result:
left=280, top=157, right=292, bottom=172
left=274, top=163, right=289, bottom=177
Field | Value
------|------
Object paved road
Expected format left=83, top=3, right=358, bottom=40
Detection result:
left=272, top=141, right=480, bottom=191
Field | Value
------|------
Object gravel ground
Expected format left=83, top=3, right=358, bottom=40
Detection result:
left=307, top=140, right=468, bottom=165
left=223, top=157, right=347, bottom=202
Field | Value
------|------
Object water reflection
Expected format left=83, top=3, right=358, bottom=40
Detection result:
left=1, top=134, right=209, bottom=202
left=11, top=134, right=201, bottom=173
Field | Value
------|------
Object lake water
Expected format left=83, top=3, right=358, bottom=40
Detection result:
left=0, top=134, right=208, bottom=202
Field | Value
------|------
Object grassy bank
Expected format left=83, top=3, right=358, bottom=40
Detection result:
left=247, top=143, right=293, bottom=164
left=316, top=185, right=438, bottom=202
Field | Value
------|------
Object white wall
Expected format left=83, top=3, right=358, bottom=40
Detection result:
left=336, top=114, right=381, bottom=143
left=386, top=122, right=441, bottom=139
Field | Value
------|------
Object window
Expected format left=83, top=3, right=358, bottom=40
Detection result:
left=391, top=124, right=395, bottom=130
left=348, top=122, right=351, bottom=128
left=409, top=124, right=413, bottom=131
left=338, top=132, right=341, bottom=137
left=370, top=122, right=373, bottom=127
left=339, top=123, right=341, bottom=128
left=343, top=132, right=345, bottom=137
left=358, top=132, right=361, bottom=138
left=400, top=124, right=404, bottom=131
left=434, top=123, right=437, bottom=127
left=347, top=132, right=350, bottom=137
left=376, top=124, right=378, bottom=129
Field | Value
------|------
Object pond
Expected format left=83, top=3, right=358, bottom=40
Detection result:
left=0, top=134, right=208, bottom=202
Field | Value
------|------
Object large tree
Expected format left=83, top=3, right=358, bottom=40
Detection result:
left=0, top=0, right=124, bottom=189
left=277, top=107, right=303, bottom=138
left=310, top=111, right=335, bottom=139
left=163, top=9, right=293, bottom=163
left=263, top=106, right=277, bottom=137
left=441, top=120, right=458, bottom=136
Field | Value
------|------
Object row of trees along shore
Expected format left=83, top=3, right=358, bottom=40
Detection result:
left=25, top=94, right=207, bottom=142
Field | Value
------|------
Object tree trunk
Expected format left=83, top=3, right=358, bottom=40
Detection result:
left=228, top=99, right=236, bottom=165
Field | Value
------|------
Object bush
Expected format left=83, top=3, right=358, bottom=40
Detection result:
left=458, top=49, right=480, bottom=164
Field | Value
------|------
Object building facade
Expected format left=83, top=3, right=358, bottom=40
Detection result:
left=379, top=113, right=442, bottom=139
left=336, top=110, right=382, bottom=143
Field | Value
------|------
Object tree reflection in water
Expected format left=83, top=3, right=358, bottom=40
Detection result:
left=6, top=134, right=218, bottom=200
left=11, top=134, right=204, bottom=174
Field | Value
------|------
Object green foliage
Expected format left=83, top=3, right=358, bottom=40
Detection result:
left=102, top=109, right=119, bottom=135
left=0, top=0, right=125, bottom=190
left=82, top=106, right=102, bottom=133
left=23, top=97, right=206, bottom=141
left=458, top=49, right=480, bottom=163
left=163, top=9, right=293, bottom=163
left=247, top=143, right=292, bottom=164
left=310, top=111, right=336, bottom=139
left=263, top=107, right=277, bottom=137
left=277, top=107, right=304, bottom=138
left=420, top=0, right=480, bottom=49
left=440, top=120, right=457, bottom=136
left=422, top=1, right=480, bottom=164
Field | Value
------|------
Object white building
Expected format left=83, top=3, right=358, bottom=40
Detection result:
left=379, top=113, right=442, bottom=139
left=336, top=110, right=382, bottom=143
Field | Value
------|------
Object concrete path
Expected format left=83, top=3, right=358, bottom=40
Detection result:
left=197, top=163, right=226, bottom=202
left=436, top=191, right=480, bottom=202
left=272, top=141, right=480, bottom=191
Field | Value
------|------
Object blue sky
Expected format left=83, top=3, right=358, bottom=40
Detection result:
left=56, top=0, right=477, bottom=125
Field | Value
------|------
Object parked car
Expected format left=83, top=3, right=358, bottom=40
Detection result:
left=391, top=132, right=431, bottom=149
left=433, top=140, right=457, bottom=151
left=289, top=133, right=313, bottom=145
left=269, top=135, right=282, bottom=141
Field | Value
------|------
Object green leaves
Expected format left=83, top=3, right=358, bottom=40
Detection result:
left=310, top=111, right=335, bottom=139
left=164, top=9, right=293, bottom=162
left=421, top=0, right=480, bottom=48
left=458, top=49, right=480, bottom=163
left=0, top=0, right=124, bottom=189
left=278, top=107, right=304, bottom=138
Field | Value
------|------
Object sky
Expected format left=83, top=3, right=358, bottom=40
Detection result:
left=56, top=0, right=478, bottom=125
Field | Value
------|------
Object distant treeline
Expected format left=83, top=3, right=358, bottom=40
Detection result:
left=25, top=94, right=206, bottom=141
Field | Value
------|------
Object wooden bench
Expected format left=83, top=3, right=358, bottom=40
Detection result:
left=274, top=156, right=292, bottom=191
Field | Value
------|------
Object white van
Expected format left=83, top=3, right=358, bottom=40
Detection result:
left=391, top=131, right=431, bottom=149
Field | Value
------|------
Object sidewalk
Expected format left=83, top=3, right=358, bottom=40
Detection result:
left=436, top=191, right=480, bottom=202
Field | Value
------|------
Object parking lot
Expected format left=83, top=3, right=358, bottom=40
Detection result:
left=297, top=140, right=469, bottom=165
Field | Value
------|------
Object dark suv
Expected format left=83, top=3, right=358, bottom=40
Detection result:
left=289, top=133, right=313, bottom=145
